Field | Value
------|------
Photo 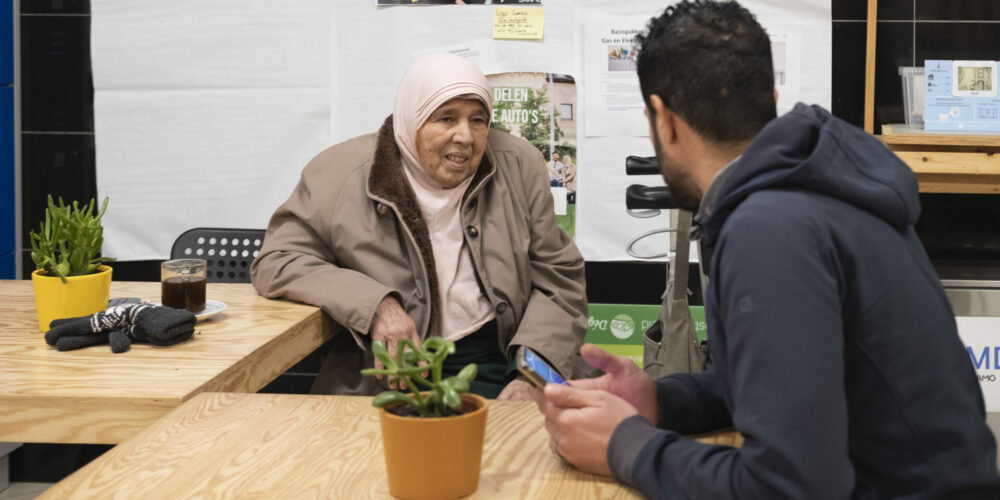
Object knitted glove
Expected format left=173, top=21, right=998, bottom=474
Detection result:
left=45, top=303, right=196, bottom=353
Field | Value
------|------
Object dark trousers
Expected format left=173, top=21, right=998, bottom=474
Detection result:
left=440, top=320, right=513, bottom=399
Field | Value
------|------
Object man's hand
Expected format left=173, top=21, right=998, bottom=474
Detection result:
left=538, top=384, right=639, bottom=476
left=497, top=376, right=540, bottom=401
left=570, top=344, right=660, bottom=425
left=370, top=296, right=421, bottom=389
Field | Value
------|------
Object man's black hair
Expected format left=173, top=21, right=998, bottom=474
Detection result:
left=635, top=0, right=776, bottom=143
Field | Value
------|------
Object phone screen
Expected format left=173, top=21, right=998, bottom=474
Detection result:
left=522, top=348, right=568, bottom=386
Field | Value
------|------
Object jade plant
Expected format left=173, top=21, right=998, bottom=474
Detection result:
left=29, top=195, right=115, bottom=284
left=362, top=338, right=477, bottom=418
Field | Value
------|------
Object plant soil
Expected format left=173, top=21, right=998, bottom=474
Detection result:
left=387, top=403, right=463, bottom=418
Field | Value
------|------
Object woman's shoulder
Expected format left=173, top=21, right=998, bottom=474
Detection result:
left=301, top=132, right=378, bottom=183
left=486, top=129, right=544, bottom=175
left=487, top=129, right=539, bottom=157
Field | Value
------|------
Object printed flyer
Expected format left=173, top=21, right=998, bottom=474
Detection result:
left=583, top=16, right=649, bottom=137
left=376, top=0, right=541, bottom=5
left=488, top=72, right=577, bottom=236
left=584, top=17, right=802, bottom=137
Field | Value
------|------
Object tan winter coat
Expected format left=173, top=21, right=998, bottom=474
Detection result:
left=251, top=117, right=588, bottom=395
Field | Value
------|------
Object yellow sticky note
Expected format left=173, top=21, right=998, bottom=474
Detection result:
left=492, top=7, right=544, bottom=40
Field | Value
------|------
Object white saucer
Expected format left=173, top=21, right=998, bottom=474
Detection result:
left=194, top=300, right=228, bottom=321
left=151, top=300, right=228, bottom=321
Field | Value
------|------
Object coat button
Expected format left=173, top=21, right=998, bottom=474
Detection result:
left=466, top=225, right=479, bottom=238
left=376, top=203, right=388, bottom=215
left=495, top=302, right=507, bottom=314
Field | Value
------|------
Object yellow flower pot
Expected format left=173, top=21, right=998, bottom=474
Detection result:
left=31, top=266, right=113, bottom=332
left=378, top=393, right=488, bottom=500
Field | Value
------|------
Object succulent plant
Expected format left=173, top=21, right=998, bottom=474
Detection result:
left=30, top=195, right=115, bottom=284
left=362, top=338, right=477, bottom=418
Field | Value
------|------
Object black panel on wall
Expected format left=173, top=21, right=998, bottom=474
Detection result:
left=19, top=14, right=92, bottom=132
left=19, top=1, right=97, bottom=278
left=831, top=21, right=866, bottom=127
left=917, top=0, right=1000, bottom=21
left=832, top=0, right=912, bottom=21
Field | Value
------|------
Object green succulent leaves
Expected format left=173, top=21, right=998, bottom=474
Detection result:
left=362, top=338, right=478, bottom=418
left=29, top=195, right=115, bottom=284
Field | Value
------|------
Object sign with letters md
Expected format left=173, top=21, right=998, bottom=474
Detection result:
left=956, top=316, right=1000, bottom=412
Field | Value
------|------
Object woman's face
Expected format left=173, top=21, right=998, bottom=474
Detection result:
left=415, top=98, right=489, bottom=189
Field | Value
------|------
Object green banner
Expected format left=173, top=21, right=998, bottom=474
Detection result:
left=584, top=303, right=707, bottom=369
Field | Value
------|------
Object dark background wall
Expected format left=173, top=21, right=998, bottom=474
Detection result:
left=17, top=0, right=1000, bottom=290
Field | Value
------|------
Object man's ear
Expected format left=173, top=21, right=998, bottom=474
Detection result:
left=648, top=94, right=676, bottom=144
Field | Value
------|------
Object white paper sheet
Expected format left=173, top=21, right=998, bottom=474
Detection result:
left=582, top=16, right=651, bottom=138
left=91, top=0, right=330, bottom=260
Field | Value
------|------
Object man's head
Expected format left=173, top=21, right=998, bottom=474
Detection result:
left=552, top=153, right=560, bottom=162
left=635, top=0, right=776, bottom=209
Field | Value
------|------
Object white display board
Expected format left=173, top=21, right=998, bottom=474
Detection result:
left=91, top=0, right=331, bottom=261
left=91, top=0, right=830, bottom=262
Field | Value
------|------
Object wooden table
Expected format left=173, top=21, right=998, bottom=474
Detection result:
left=40, top=393, right=738, bottom=499
left=0, top=281, right=327, bottom=444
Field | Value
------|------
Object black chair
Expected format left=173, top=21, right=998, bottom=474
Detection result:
left=170, top=227, right=266, bottom=283
left=170, top=227, right=326, bottom=394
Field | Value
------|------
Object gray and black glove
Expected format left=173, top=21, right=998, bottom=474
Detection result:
left=44, top=303, right=196, bottom=353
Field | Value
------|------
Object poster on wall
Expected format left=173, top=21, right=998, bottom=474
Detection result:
left=583, top=16, right=803, bottom=137
left=583, top=16, right=648, bottom=137
left=488, top=72, right=577, bottom=237
left=377, top=0, right=542, bottom=5
left=769, top=23, right=802, bottom=115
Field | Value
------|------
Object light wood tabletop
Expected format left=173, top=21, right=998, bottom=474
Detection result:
left=41, top=393, right=743, bottom=499
left=41, top=393, right=642, bottom=499
left=0, top=280, right=328, bottom=444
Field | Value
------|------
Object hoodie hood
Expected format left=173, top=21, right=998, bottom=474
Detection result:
left=697, top=103, right=920, bottom=248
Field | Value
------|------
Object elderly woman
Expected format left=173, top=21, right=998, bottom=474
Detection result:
left=251, top=53, right=588, bottom=399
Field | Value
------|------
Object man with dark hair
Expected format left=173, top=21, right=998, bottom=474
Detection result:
left=538, top=1, right=1000, bottom=498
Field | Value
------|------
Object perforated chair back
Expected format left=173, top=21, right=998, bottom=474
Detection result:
left=170, top=228, right=266, bottom=283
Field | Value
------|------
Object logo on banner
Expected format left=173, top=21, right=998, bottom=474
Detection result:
left=967, top=345, right=1000, bottom=382
left=610, top=314, right=635, bottom=339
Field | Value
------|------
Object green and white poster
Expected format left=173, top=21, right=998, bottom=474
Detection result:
left=585, top=303, right=707, bottom=368
left=487, top=72, right=577, bottom=237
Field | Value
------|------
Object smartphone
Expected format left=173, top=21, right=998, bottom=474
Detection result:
left=517, top=347, right=569, bottom=388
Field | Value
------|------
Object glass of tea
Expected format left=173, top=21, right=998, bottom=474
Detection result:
left=161, top=259, right=207, bottom=313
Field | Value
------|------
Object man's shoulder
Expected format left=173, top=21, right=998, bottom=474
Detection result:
left=724, top=189, right=825, bottom=233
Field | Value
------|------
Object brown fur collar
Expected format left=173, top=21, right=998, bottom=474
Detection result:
left=367, top=116, right=495, bottom=334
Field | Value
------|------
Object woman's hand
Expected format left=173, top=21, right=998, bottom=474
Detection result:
left=370, top=296, right=422, bottom=389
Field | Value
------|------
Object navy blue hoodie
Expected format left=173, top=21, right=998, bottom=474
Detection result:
left=607, top=104, right=1000, bottom=499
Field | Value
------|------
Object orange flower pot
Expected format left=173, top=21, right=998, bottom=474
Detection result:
left=31, top=266, right=113, bottom=332
left=378, top=393, right=488, bottom=500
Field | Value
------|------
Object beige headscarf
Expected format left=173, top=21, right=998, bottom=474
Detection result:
left=392, top=53, right=495, bottom=341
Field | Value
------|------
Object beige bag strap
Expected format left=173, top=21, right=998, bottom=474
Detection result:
left=670, top=211, right=692, bottom=302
